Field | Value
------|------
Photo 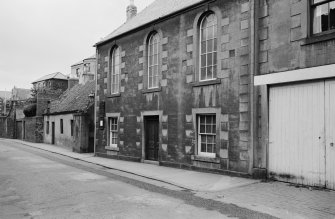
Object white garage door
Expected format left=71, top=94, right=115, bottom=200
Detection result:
left=269, top=80, right=335, bottom=189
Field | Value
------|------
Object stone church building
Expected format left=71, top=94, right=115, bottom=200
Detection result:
left=94, top=0, right=256, bottom=177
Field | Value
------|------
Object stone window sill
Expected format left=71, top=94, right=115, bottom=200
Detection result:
left=106, top=93, right=121, bottom=98
left=191, top=79, right=221, bottom=87
left=105, top=146, right=119, bottom=151
left=302, top=31, right=335, bottom=46
left=191, top=155, right=220, bottom=163
left=142, top=87, right=162, bottom=94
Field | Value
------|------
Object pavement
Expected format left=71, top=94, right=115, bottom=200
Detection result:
left=4, top=139, right=335, bottom=219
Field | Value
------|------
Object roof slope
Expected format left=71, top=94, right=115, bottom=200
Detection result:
left=96, top=0, right=204, bottom=46
left=32, top=72, right=68, bottom=83
left=49, top=80, right=95, bottom=114
left=71, top=54, right=96, bottom=67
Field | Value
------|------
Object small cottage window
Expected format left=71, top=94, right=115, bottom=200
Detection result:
left=110, top=46, right=120, bottom=94
left=147, top=33, right=160, bottom=89
left=46, top=121, right=49, bottom=134
left=70, top=120, right=74, bottom=137
left=199, top=13, right=218, bottom=81
left=198, top=115, right=216, bottom=158
left=312, top=0, right=335, bottom=34
left=60, top=119, right=63, bottom=134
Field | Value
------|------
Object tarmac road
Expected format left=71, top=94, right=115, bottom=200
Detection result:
left=0, top=139, right=275, bottom=219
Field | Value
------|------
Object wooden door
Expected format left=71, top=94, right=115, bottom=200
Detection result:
left=269, top=82, right=326, bottom=187
left=16, top=121, right=22, bottom=139
left=325, top=80, right=335, bottom=190
left=51, top=122, right=55, bottom=144
left=145, top=116, right=159, bottom=161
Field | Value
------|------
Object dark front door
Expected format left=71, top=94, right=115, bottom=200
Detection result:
left=145, top=116, right=159, bottom=161
left=51, top=122, right=55, bottom=144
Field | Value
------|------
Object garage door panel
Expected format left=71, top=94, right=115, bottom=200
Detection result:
left=269, top=82, right=325, bottom=186
left=325, top=80, right=335, bottom=190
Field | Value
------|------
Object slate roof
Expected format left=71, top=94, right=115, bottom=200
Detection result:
left=49, top=80, right=95, bottom=114
left=95, top=0, right=205, bottom=46
left=32, top=72, right=68, bottom=84
left=71, top=54, right=96, bottom=67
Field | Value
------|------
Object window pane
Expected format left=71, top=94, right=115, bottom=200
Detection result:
left=200, top=116, right=205, bottom=124
left=206, top=124, right=212, bottom=133
left=154, top=54, right=158, bottom=65
left=207, top=53, right=213, bottom=66
left=201, top=135, right=206, bottom=143
left=330, top=2, right=335, bottom=29
left=200, top=124, right=205, bottom=133
left=201, top=28, right=206, bottom=41
left=200, top=68, right=206, bottom=80
left=313, top=4, right=329, bottom=34
left=201, top=143, right=206, bottom=152
left=207, top=27, right=214, bottom=39
left=207, top=39, right=213, bottom=53
left=207, top=144, right=213, bottom=153
left=201, top=55, right=206, bottom=67
left=201, top=42, right=206, bottom=54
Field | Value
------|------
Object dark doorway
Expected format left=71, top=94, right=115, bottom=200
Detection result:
left=144, top=116, right=159, bottom=161
left=16, top=121, right=22, bottom=139
left=51, top=122, right=55, bottom=144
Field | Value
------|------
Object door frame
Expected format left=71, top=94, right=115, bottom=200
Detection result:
left=141, top=111, right=162, bottom=163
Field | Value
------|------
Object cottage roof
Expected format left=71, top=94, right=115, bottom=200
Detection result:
left=49, top=80, right=95, bottom=114
left=32, top=72, right=68, bottom=84
left=95, top=0, right=205, bottom=46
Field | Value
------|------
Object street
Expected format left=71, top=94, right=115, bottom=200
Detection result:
left=0, top=140, right=274, bottom=219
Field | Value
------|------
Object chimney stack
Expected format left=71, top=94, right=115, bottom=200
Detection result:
left=127, top=0, right=137, bottom=21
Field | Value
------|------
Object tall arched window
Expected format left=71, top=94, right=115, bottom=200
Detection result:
left=148, top=33, right=160, bottom=88
left=110, top=46, right=120, bottom=94
left=199, top=13, right=218, bottom=81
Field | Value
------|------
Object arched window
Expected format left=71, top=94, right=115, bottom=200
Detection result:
left=110, top=46, right=120, bottom=94
left=199, top=13, right=218, bottom=81
left=148, top=33, right=160, bottom=88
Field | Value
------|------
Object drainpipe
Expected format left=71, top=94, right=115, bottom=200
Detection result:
left=249, top=0, right=257, bottom=175
left=94, top=47, right=98, bottom=156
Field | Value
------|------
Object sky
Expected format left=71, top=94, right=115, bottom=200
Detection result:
left=0, top=0, right=155, bottom=91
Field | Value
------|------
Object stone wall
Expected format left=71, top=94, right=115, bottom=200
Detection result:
left=23, top=116, right=43, bottom=143
left=95, top=0, right=253, bottom=175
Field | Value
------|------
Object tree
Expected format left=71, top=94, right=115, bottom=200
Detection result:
left=23, top=103, right=36, bottom=117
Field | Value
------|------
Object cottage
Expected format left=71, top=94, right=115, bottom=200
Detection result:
left=94, top=0, right=255, bottom=176
left=44, top=80, right=95, bottom=152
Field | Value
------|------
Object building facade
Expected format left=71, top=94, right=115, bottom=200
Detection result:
left=95, top=0, right=255, bottom=176
left=254, top=0, right=335, bottom=190
left=71, top=55, right=96, bottom=85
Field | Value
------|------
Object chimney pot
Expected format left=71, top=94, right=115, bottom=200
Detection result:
left=127, top=0, right=137, bottom=21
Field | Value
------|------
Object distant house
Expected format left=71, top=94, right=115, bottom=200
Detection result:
left=32, top=72, right=68, bottom=92
left=44, top=80, right=95, bottom=153
left=32, top=72, right=69, bottom=116
left=71, top=55, right=96, bottom=85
